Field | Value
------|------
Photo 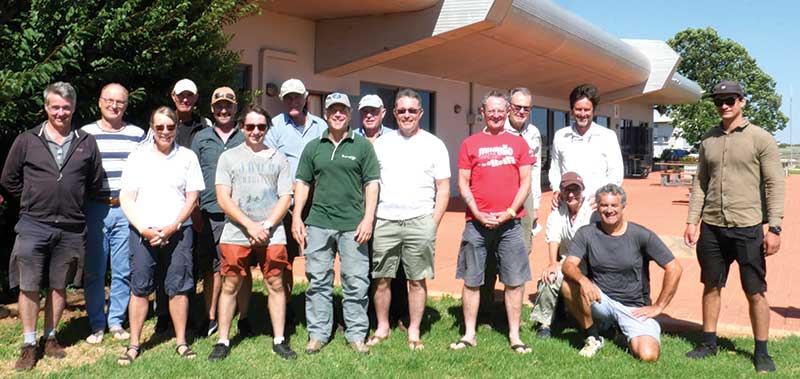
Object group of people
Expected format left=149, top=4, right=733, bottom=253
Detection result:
left=0, top=77, right=783, bottom=373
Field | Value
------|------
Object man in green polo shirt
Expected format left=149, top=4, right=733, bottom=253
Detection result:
left=292, top=92, right=380, bottom=355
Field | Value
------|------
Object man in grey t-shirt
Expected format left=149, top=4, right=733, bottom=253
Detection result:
left=561, top=184, right=682, bottom=362
left=209, top=106, right=296, bottom=361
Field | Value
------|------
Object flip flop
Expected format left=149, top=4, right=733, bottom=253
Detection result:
left=175, top=343, right=197, bottom=359
left=117, top=345, right=140, bottom=366
left=511, top=344, right=532, bottom=354
left=366, top=333, right=390, bottom=347
left=408, top=340, right=425, bottom=351
left=449, top=339, right=475, bottom=350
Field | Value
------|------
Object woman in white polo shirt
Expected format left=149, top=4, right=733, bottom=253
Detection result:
left=117, top=106, right=205, bottom=365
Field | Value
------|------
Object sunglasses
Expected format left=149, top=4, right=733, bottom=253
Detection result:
left=713, top=97, right=738, bottom=107
left=510, top=103, right=531, bottom=113
left=154, top=124, right=176, bottom=132
left=244, top=123, right=268, bottom=132
left=214, top=92, right=236, bottom=101
left=395, top=108, right=420, bottom=115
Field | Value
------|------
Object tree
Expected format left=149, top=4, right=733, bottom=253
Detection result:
left=667, top=27, right=788, bottom=146
left=0, top=0, right=262, bottom=133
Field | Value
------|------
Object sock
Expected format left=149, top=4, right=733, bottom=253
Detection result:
left=43, top=328, right=56, bottom=339
left=274, top=336, right=285, bottom=345
left=217, top=338, right=230, bottom=347
left=586, top=323, right=600, bottom=339
left=23, top=332, right=37, bottom=345
left=702, top=331, right=717, bottom=347
left=754, top=339, right=769, bottom=356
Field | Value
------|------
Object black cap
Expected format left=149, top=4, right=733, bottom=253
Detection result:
left=703, top=80, right=744, bottom=98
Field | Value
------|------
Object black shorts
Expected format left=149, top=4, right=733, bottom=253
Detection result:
left=10, top=216, right=84, bottom=292
left=130, top=226, right=194, bottom=297
left=697, top=222, right=766, bottom=295
left=194, top=212, right=224, bottom=275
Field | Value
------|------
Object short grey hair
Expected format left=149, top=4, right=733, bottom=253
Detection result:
left=595, top=183, right=627, bottom=207
left=480, top=90, right=509, bottom=109
left=509, top=87, right=532, bottom=98
left=44, top=82, right=77, bottom=106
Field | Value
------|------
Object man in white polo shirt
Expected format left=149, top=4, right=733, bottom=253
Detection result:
left=368, top=89, right=450, bottom=350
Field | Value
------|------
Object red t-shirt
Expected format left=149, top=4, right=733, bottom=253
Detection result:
left=457, top=130, right=535, bottom=220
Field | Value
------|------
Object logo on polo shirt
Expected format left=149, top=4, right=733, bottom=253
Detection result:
left=341, top=154, right=357, bottom=161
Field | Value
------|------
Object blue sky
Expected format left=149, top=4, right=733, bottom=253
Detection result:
left=557, top=0, right=798, bottom=143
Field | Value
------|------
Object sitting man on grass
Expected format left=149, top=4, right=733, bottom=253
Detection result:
left=561, top=183, right=682, bottom=361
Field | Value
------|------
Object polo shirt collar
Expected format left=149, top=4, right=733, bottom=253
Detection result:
left=504, top=118, right=531, bottom=135
left=38, top=122, right=79, bottom=139
left=147, top=140, right=179, bottom=158
left=355, top=124, right=388, bottom=138
left=320, top=129, right=355, bottom=142
left=716, top=119, right=751, bottom=134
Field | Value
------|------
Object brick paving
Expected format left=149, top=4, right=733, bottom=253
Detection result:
left=292, top=174, right=800, bottom=337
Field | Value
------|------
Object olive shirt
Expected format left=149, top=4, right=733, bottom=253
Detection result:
left=687, top=121, right=785, bottom=228
left=295, top=130, right=380, bottom=231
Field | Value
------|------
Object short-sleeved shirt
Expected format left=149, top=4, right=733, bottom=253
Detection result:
left=191, top=126, right=245, bottom=214
left=567, top=222, right=675, bottom=307
left=264, top=112, right=328, bottom=180
left=295, top=130, right=380, bottom=231
left=374, top=129, right=450, bottom=220
left=355, top=125, right=393, bottom=139
left=215, top=144, right=293, bottom=246
left=544, top=198, right=594, bottom=256
left=81, top=122, right=146, bottom=198
left=457, top=129, right=535, bottom=220
left=120, top=143, right=205, bottom=228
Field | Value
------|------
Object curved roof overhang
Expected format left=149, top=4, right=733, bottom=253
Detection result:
left=261, top=0, right=440, bottom=20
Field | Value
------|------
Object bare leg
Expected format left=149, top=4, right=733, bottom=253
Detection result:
left=452, top=285, right=480, bottom=347
left=747, top=292, right=770, bottom=341
left=371, top=278, right=392, bottom=338
left=561, top=281, right=592, bottom=328
left=630, top=336, right=661, bottom=362
left=217, top=276, right=242, bottom=341
left=18, top=291, right=40, bottom=336
left=169, top=294, right=189, bottom=346
left=203, top=272, right=221, bottom=322
left=701, top=286, right=722, bottom=333
left=128, top=294, right=149, bottom=348
left=266, top=275, right=287, bottom=339
left=504, top=285, right=525, bottom=346
left=407, top=279, right=427, bottom=342
left=43, top=289, right=67, bottom=334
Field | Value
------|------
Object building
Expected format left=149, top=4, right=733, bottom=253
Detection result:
left=225, top=0, right=702, bottom=190
left=652, top=110, right=691, bottom=159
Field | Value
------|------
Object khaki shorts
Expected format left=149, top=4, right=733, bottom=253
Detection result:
left=371, top=215, right=436, bottom=281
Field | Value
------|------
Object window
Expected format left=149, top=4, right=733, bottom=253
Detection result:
left=233, top=64, right=252, bottom=93
left=360, top=82, right=435, bottom=133
left=594, top=116, right=610, bottom=127
left=553, top=110, right=569, bottom=131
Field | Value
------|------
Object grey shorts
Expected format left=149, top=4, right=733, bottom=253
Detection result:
left=194, top=212, right=224, bottom=275
left=591, top=289, right=661, bottom=344
left=10, top=216, right=84, bottom=292
left=456, top=219, right=531, bottom=287
left=129, top=226, right=194, bottom=297
left=371, top=215, right=437, bottom=281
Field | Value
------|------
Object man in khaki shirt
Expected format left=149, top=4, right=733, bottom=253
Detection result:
left=684, top=80, right=785, bottom=373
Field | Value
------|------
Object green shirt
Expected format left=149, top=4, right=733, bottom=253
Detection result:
left=296, top=130, right=380, bottom=230
left=688, top=121, right=785, bottom=228
left=191, top=126, right=245, bottom=213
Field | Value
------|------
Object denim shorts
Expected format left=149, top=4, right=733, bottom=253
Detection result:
left=456, top=219, right=531, bottom=287
left=591, top=289, right=661, bottom=343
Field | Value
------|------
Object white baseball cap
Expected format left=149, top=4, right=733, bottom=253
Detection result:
left=358, top=94, right=384, bottom=110
left=324, top=92, right=351, bottom=109
left=173, top=79, right=197, bottom=95
left=279, top=78, right=308, bottom=100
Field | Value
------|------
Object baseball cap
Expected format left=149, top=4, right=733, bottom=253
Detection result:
left=211, top=86, right=237, bottom=105
left=704, top=80, right=744, bottom=98
left=559, top=171, right=584, bottom=191
left=358, top=94, right=384, bottom=110
left=279, top=79, right=307, bottom=100
left=325, top=92, right=351, bottom=109
left=173, top=79, right=197, bottom=95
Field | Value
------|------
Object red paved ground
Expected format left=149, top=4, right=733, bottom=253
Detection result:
left=291, top=174, right=800, bottom=337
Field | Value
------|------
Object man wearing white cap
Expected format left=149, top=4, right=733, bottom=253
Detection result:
left=171, top=78, right=212, bottom=148
left=356, top=94, right=392, bottom=143
left=291, top=93, right=380, bottom=355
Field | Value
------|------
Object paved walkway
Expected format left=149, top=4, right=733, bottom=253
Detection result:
left=291, top=174, right=800, bottom=337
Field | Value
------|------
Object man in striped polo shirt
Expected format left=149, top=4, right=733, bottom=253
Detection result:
left=81, top=83, right=146, bottom=344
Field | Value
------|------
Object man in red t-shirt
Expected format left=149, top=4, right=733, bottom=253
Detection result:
left=449, top=91, right=535, bottom=354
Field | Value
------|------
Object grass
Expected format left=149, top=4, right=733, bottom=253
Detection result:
left=1, top=283, right=799, bottom=378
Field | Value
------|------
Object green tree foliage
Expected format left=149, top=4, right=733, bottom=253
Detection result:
left=0, top=0, right=261, bottom=133
left=667, top=27, right=788, bottom=146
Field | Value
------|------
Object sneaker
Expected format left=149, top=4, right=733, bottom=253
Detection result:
left=109, top=326, right=130, bottom=341
left=207, top=343, right=230, bottom=362
left=578, top=336, right=604, bottom=358
left=754, top=354, right=776, bottom=373
left=14, top=344, right=38, bottom=371
left=349, top=341, right=370, bottom=355
left=273, top=341, right=297, bottom=360
left=685, top=343, right=718, bottom=359
left=155, top=315, right=171, bottom=334
left=207, top=320, right=219, bottom=337
left=86, top=330, right=104, bottom=344
left=305, top=339, right=325, bottom=355
left=237, top=318, right=253, bottom=337
left=43, top=338, right=66, bottom=359
left=536, top=326, right=552, bottom=339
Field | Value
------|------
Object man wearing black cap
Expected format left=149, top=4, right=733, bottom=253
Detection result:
left=684, top=80, right=785, bottom=373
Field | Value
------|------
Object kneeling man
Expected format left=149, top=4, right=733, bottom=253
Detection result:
left=562, top=184, right=682, bottom=361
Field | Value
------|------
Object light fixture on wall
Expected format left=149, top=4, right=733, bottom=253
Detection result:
left=265, top=82, right=279, bottom=97
left=454, top=104, right=462, bottom=114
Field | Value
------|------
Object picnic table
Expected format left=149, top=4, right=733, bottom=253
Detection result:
left=654, top=161, right=697, bottom=186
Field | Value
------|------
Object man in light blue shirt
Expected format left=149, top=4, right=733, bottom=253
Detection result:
left=355, top=94, right=393, bottom=143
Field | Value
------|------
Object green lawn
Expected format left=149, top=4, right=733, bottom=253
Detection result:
left=1, top=284, right=798, bottom=378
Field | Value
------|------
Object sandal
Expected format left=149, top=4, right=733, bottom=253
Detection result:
left=448, top=339, right=475, bottom=350
left=117, top=345, right=140, bottom=366
left=366, top=333, right=390, bottom=347
left=175, top=343, right=197, bottom=359
left=511, top=343, right=532, bottom=354
left=408, top=340, right=425, bottom=351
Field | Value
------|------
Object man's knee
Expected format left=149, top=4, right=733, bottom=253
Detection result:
left=408, top=279, right=426, bottom=290
left=221, top=276, right=241, bottom=294
left=266, top=275, right=284, bottom=294
left=631, top=336, right=660, bottom=362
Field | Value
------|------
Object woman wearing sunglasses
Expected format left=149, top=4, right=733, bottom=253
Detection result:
left=117, top=106, right=205, bottom=365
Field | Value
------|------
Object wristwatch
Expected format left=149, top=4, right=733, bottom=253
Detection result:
left=263, top=221, right=273, bottom=230
left=768, top=226, right=782, bottom=235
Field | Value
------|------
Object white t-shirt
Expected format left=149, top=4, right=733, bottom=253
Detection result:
left=545, top=198, right=594, bottom=257
left=374, top=129, right=450, bottom=220
left=548, top=122, right=623, bottom=196
left=120, top=143, right=205, bottom=228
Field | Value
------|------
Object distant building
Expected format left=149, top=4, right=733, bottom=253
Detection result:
left=652, top=110, right=690, bottom=159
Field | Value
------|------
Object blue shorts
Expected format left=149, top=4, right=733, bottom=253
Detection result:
left=129, top=226, right=194, bottom=297
left=591, top=289, right=661, bottom=344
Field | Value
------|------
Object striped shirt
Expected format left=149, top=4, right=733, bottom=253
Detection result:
left=81, top=121, right=146, bottom=198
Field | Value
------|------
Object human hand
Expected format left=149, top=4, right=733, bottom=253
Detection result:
left=541, top=262, right=561, bottom=283
left=631, top=304, right=664, bottom=321
left=551, top=191, right=561, bottom=209
left=291, top=216, right=307, bottom=247
left=354, top=217, right=373, bottom=244
left=579, top=279, right=601, bottom=305
left=683, top=224, right=698, bottom=247
left=246, top=221, right=268, bottom=245
left=764, top=229, right=781, bottom=256
left=474, top=211, right=499, bottom=229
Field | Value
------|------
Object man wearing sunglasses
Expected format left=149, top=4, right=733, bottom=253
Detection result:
left=190, top=86, right=246, bottom=338
left=684, top=80, right=785, bottom=373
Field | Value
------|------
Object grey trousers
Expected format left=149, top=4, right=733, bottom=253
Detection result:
left=530, top=269, right=564, bottom=326
left=304, top=226, right=370, bottom=343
